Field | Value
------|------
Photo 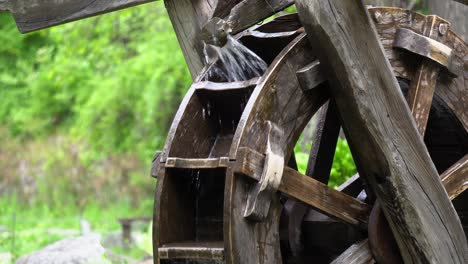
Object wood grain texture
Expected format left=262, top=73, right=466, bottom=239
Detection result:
left=234, top=148, right=370, bottom=228
left=441, top=154, right=468, bottom=200
left=296, top=1, right=468, bottom=263
left=331, top=239, right=375, bottom=264
left=3, top=0, right=155, bottom=33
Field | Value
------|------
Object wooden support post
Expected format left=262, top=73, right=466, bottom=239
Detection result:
left=295, top=1, right=468, bottom=263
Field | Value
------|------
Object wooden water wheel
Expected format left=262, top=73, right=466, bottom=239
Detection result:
left=3, top=0, right=466, bottom=263
left=152, top=3, right=468, bottom=264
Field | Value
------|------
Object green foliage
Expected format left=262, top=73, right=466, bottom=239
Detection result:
left=0, top=3, right=191, bottom=159
left=294, top=138, right=357, bottom=188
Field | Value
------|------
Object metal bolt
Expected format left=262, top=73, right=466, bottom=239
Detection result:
left=438, top=23, right=448, bottom=36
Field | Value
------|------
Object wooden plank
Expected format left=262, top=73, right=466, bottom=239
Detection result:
left=295, top=1, right=468, bottom=263
left=159, top=241, right=224, bottom=260
left=165, top=157, right=229, bottom=169
left=331, top=239, right=375, bottom=264
left=393, top=28, right=461, bottom=76
left=1, top=0, right=155, bottom=33
left=305, top=100, right=341, bottom=183
left=233, top=147, right=370, bottom=228
left=441, top=154, right=468, bottom=200
left=193, top=78, right=259, bottom=91
left=404, top=15, right=449, bottom=136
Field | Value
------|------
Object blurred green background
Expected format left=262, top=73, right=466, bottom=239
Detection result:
left=0, top=2, right=355, bottom=262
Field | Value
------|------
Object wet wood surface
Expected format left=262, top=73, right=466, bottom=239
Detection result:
left=158, top=241, right=224, bottom=260
left=296, top=1, right=468, bottom=263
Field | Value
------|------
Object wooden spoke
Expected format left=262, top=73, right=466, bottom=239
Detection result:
left=331, top=239, right=375, bottom=264
left=441, top=154, right=468, bottom=200
left=233, top=147, right=370, bottom=228
left=305, top=100, right=341, bottom=183
left=403, top=16, right=450, bottom=136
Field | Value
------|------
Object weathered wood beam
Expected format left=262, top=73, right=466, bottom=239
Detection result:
left=0, top=0, right=155, bottom=33
left=331, top=239, right=375, bottom=264
left=441, top=154, right=468, bottom=200
left=234, top=147, right=370, bottom=228
left=295, top=1, right=468, bottom=263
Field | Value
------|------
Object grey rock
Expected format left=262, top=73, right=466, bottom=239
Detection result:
left=15, top=234, right=109, bottom=264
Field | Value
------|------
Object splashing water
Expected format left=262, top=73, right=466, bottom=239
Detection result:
left=204, top=35, right=268, bottom=82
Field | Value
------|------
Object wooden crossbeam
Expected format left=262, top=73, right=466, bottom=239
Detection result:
left=233, top=147, right=370, bottom=228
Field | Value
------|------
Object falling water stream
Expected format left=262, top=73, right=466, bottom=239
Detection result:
left=193, top=34, right=268, bottom=236
left=204, top=35, right=268, bottom=82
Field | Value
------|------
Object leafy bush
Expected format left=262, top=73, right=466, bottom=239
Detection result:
left=294, top=138, right=356, bottom=188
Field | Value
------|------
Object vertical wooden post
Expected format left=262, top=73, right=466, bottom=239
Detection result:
left=164, top=0, right=215, bottom=79
left=295, top=0, right=468, bottom=263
